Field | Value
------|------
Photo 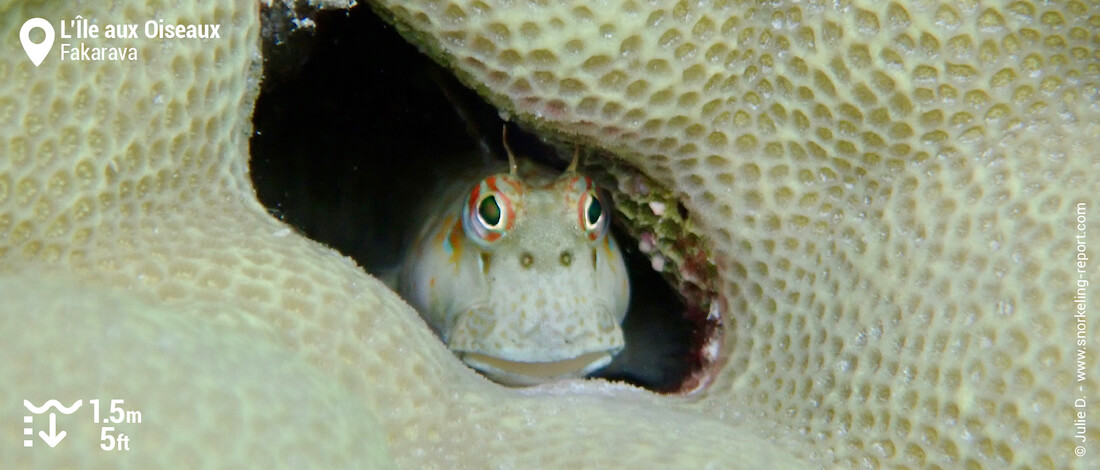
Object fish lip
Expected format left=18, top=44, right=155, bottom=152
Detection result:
left=460, top=350, right=616, bottom=386
left=446, top=303, right=625, bottom=385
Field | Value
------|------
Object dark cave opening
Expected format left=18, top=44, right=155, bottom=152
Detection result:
left=249, top=5, right=701, bottom=392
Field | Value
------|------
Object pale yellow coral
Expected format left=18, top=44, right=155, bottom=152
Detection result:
left=1, top=0, right=1098, bottom=469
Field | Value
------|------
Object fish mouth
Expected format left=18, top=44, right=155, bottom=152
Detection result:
left=461, top=351, right=614, bottom=386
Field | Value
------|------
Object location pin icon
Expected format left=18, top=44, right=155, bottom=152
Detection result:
left=20, top=18, right=55, bottom=67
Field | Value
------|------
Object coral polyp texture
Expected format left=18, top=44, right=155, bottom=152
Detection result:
left=1, top=0, right=1097, bottom=469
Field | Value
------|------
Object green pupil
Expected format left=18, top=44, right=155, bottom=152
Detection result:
left=479, top=196, right=502, bottom=226
left=586, top=195, right=603, bottom=226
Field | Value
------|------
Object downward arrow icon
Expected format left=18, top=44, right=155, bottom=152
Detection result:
left=38, top=413, right=66, bottom=447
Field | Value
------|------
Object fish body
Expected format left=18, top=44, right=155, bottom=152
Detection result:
left=398, top=159, right=630, bottom=385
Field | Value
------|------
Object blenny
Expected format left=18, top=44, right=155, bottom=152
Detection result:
left=398, top=139, right=630, bottom=385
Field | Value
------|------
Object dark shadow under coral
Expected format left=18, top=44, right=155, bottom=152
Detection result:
left=250, top=5, right=696, bottom=392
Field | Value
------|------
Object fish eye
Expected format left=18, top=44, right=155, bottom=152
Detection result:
left=478, top=195, right=503, bottom=228
left=463, top=175, right=518, bottom=246
left=585, top=193, right=603, bottom=230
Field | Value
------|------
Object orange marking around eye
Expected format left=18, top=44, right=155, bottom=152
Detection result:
left=499, top=192, right=516, bottom=231
left=466, top=184, right=482, bottom=216
left=578, top=192, right=590, bottom=235
left=485, top=177, right=518, bottom=233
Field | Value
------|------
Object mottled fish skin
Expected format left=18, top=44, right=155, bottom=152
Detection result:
left=398, top=159, right=630, bottom=385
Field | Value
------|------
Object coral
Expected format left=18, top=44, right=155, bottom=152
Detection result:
left=1, top=0, right=1097, bottom=469
left=370, top=0, right=1100, bottom=466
